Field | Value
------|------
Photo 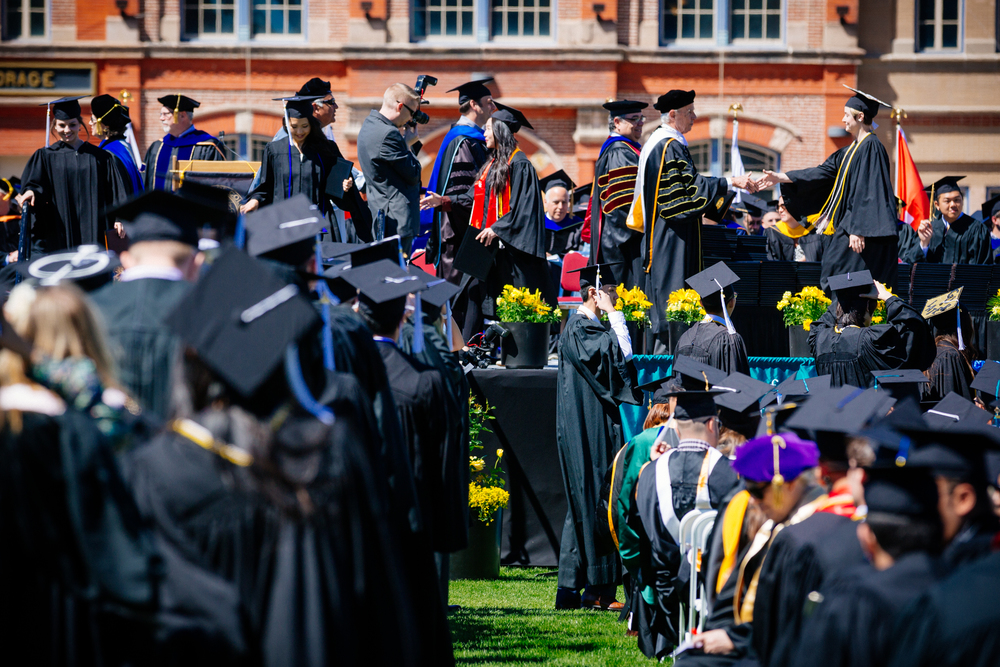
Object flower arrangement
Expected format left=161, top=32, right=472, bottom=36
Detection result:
left=987, top=289, right=1000, bottom=322
left=776, top=286, right=831, bottom=331
left=665, top=288, right=707, bottom=324
left=468, top=397, right=509, bottom=525
left=495, top=285, right=559, bottom=324
left=616, top=285, right=652, bottom=325
left=871, top=286, right=895, bottom=324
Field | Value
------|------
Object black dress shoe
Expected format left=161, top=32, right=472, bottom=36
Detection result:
left=555, top=587, right=582, bottom=610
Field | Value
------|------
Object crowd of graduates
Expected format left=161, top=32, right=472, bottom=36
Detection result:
left=4, top=71, right=1000, bottom=667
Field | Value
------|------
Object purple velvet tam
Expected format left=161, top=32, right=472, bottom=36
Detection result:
left=733, top=432, right=820, bottom=483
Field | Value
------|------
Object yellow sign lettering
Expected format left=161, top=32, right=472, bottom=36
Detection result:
left=27, top=70, right=41, bottom=87
left=42, top=70, right=54, bottom=88
left=5, top=71, right=15, bottom=87
left=16, top=71, right=26, bottom=87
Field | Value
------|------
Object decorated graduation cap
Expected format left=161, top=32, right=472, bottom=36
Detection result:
left=244, top=194, right=324, bottom=266
left=827, top=269, right=879, bottom=299
left=446, top=78, right=494, bottom=105
left=761, top=374, right=832, bottom=407
left=106, top=189, right=212, bottom=247
left=603, top=99, right=648, bottom=116
left=567, top=261, right=622, bottom=291
left=653, top=89, right=695, bottom=112
left=540, top=169, right=574, bottom=194
left=981, top=194, right=1000, bottom=221
left=157, top=94, right=200, bottom=123
left=164, top=247, right=318, bottom=396
left=842, top=85, right=892, bottom=125
left=90, top=94, right=130, bottom=133
left=492, top=103, right=533, bottom=133
left=863, top=465, right=941, bottom=521
left=922, top=286, right=966, bottom=350
left=732, top=431, right=820, bottom=501
left=685, top=261, right=739, bottom=334
left=872, top=368, right=931, bottom=403
left=923, top=175, right=965, bottom=199
left=297, top=77, right=332, bottom=98
left=635, top=375, right=681, bottom=406
left=24, top=244, right=119, bottom=292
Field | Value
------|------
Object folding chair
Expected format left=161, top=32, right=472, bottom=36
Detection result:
left=687, top=511, right=718, bottom=640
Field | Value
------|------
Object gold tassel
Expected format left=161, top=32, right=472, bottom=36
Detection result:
left=173, top=95, right=181, bottom=124
left=771, top=434, right=786, bottom=505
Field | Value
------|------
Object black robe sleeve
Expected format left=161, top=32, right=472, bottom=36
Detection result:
left=594, top=142, right=642, bottom=269
left=248, top=141, right=278, bottom=206
left=490, top=153, right=547, bottom=257
left=634, top=464, right=681, bottom=647
left=875, top=296, right=937, bottom=372
left=922, top=341, right=974, bottom=402
left=766, top=227, right=793, bottom=261
left=939, top=214, right=994, bottom=265
left=650, top=139, right=729, bottom=224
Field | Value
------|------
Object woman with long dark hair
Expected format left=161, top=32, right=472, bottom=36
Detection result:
left=808, top=271, right=935, bottom=388
left=90, top=94, right=143, bottom=196
left=922, top=300, right=977, bottom=402
left=242, top=97, right=347, bottom=215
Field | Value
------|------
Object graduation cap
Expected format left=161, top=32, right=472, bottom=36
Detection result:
left=863, top=465, right=941, bottom=521
left=567, top=261, right=622, bottom=291
left=90, top=94, right=129, bottom=132
left=981, top=194, right=1000, bottom=222
left=329, top=236, right=404, bottom=269
left=540, top=169, right=574, bottom=194
left=738, top=193, right=768, bottom=218
left=572, top=182, right=592, bottom=215
left=24, top=245, right=119, bottom=291
left=106, top=189, right=210, bottom=247
left=732, top=431, right=820, bottom=486
left=492, top=103, right=533, bottom=132
left=756, top=401, right=801, bottom=437
left=635, top=375, right=681, bottom=406
left=653, top=90, right=695, bottom=113
left=659, top=387, right=726, bottom=421
left=40, top=95, right=86, bottom=121
left=297, top=77, right=332, bottom=98
left=924, top=176, right=965, bottom=199
left=901, top=421, right=1000, bottom=483
left=603, top=99, right=648, bottom=116
left=446, top=78, right=494, bottom=105
left=672, top=354, right=728, bottom=390
left=685, top=261, right=739, bottom=332
left=858, top=397, right=926, bottom=465
left=319, top=241, right=365, bottom=264
left=872, top=369, right=930, bottom=404
left=842, top=85, right=892, bottom=123
left=921, top=287, right=962, bottom=320
left=783, top=385, right=888, bottom=464
left=923, top=392, right=989, bottom=430
left=273, top=94, right=324, bottom=119
left=414, top=272, right=461, bottom=310
left=761, top=374, right=832, bottom=407
left=157, top=94, right=201, bottom=123
left=714, top=372, right=773, bottom=437
left=165, top=247, right=320, bottom=398
left=341, top=258, right=429, bottom=304
left=970, top=360, right=1000, bottom=399
left=827, top=270, right=878, bottom=299
left=244, top=194, right=324, bottom=265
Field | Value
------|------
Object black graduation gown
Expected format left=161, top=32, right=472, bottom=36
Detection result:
left=21, top=140, right=127, bottom=254
left=639, top=136, right=729, bottom=335
left=555, top=311, right=640, bottom=589
left=785, top=133, right=899, bottom=290
left=751, top=512, right=868, bottom=667
left=142, top=132, right=226, bottom=193
left=675, top=319, right=751, bottom=375
left=592, top=139, right=643, bottom=287
left=0, top=405, right=157, bottom=666
left=249, top=136, right=334, bottom=207
left=791, top=552, right=942, bottom=667
left=633, top=444, right=740, bottom=657
left=764, top=225, right=828, bottom=262
left=89, top=278, right=189, bottom=421
left=898, top=214, right=993, bottom=265
left=426, top=131, right=489, bottom=283
left=808, top=296, right=937, bottom=388
left=399, top=315, right=470, bottom=553
left=887, top=551, right=1000, bottom=667
left=922, top=339, right=974, bottom=403
left=127, top=402, right=424, bottom=667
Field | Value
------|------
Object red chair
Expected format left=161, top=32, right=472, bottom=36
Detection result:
left=558, top=251, right=589, bottom=305
left=409, top=248, right=436, bottom=275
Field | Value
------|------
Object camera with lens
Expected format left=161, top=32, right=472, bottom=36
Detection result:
left=460, top=322, right=509, bottom=370
left=410, top=74, right=438, bottom=125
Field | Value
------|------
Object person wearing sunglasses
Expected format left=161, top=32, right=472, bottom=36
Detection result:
left=357, top=83, right=424, bottom=256
left=765, top=193, right=829, bottom=262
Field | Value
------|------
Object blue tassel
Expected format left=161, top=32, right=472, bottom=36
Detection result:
left=234, top=213, right=246, bottom=249
left=412, top=292, right=425, bottom=354
left=284, top=344, right=335, bottom=425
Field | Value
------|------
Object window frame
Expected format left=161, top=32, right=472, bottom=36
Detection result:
left=182, top=0, right=239, bottom=40
left=411, top=0, right=479, bottom=42
left=221, top=133, right=271, bottom=162
left=181, top=0, right=308, bottom=42
left=250, top=0, right=305, bottom=39
left=2, top=0, right=48, bottom=41
left=915, top=0, right=963, bottom=52
left=728, top=0, right=784, bottom=46
left=688, top=138, right=779, bottom=176
left=661, top=0, right=718, bottom=46
left=489, top=0, right=554, bottom=42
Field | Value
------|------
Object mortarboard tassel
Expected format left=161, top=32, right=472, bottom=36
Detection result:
left=314, top=236, right=337, bottom=372
left=771, top=434, right=786, bottom=505
left=956, top=306, right=965, bottom=351
left=714, top=278, right=736, bottom=334
left=895, top=435, right=910, bottom=467
left=173, top=95, right=181, bottom=124
left=445, top=297, right=454, bottom=348
left=234, top=212, right=246, bottom=249
left=284, top=344, right=335, bottom=425
left=45, top=102, right=52, bottom=147
left=412, top=291, right=425, bottom=355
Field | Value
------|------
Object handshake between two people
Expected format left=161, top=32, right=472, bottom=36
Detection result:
left=731, top=169, right=790, bottom=194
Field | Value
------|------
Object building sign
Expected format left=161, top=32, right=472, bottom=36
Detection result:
left=0, top=62, right=95, bottom=96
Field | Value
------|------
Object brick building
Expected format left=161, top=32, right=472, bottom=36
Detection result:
left=0, top=0, right=994, bottom=211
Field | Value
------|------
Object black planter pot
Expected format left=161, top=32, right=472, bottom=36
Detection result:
left=666, top=320, right=693, bottom=355
left=450, top=511, right=502, bottom=580
left=788, top=326, right=811, bottom=358
left=501, top=322, right=550, bottom=369
left=627, top=321, right=648, bottom=356
left=988, top=321, right=1000, bottom=361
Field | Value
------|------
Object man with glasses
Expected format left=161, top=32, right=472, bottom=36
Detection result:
left=357, top=83, right=424, bottom=256
left=143, top=94, right=226, bottom=192
left=588, top=99, right=648, bottom=288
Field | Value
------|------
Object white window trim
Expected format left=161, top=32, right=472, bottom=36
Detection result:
left=180, top=0, right=308, bottom=42
left=3, top=0, right=49, bottom=41
left=489, top=0, right=555, bottom=41
left=411, top=0, right=479, bottom=42
left=661, top=0, right=718, bottom=45
left=916, top=0, right=964, bottom=52
left=728, top=0, right=784, bottom=46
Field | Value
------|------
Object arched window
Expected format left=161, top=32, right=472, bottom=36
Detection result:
left=221, top=133, right=271, bottom=162
left=687, top=140, right=778, bottom=175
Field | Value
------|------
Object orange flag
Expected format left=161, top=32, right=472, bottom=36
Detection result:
left=896, top=127, right=930, bottom=231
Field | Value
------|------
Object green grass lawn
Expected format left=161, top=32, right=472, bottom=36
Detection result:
left=449, top=568, right=665, bottom=666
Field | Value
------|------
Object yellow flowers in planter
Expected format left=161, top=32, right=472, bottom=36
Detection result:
left=469, top=483, right=510, bottom=525
left=468, top=397, right=509, bottom=524
left=495, top=285, right=559, bottom=323
left=871, top=286, right=895, bottom=324
left=776, top=286, right=831, bottom=331
left=615, top=285, right=653, bottom=324
left=987, top=289, right=1000, bottom=322
left=666, top=288, right=707, bottom=324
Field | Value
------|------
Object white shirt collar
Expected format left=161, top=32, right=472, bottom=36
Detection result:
left=456, top=116, right=479, bottom=129
left=576, top=305, right=600, bottom=321
left=659, top=123, right=688, bottom=146
left=119, top=265, right=185, bottom=282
